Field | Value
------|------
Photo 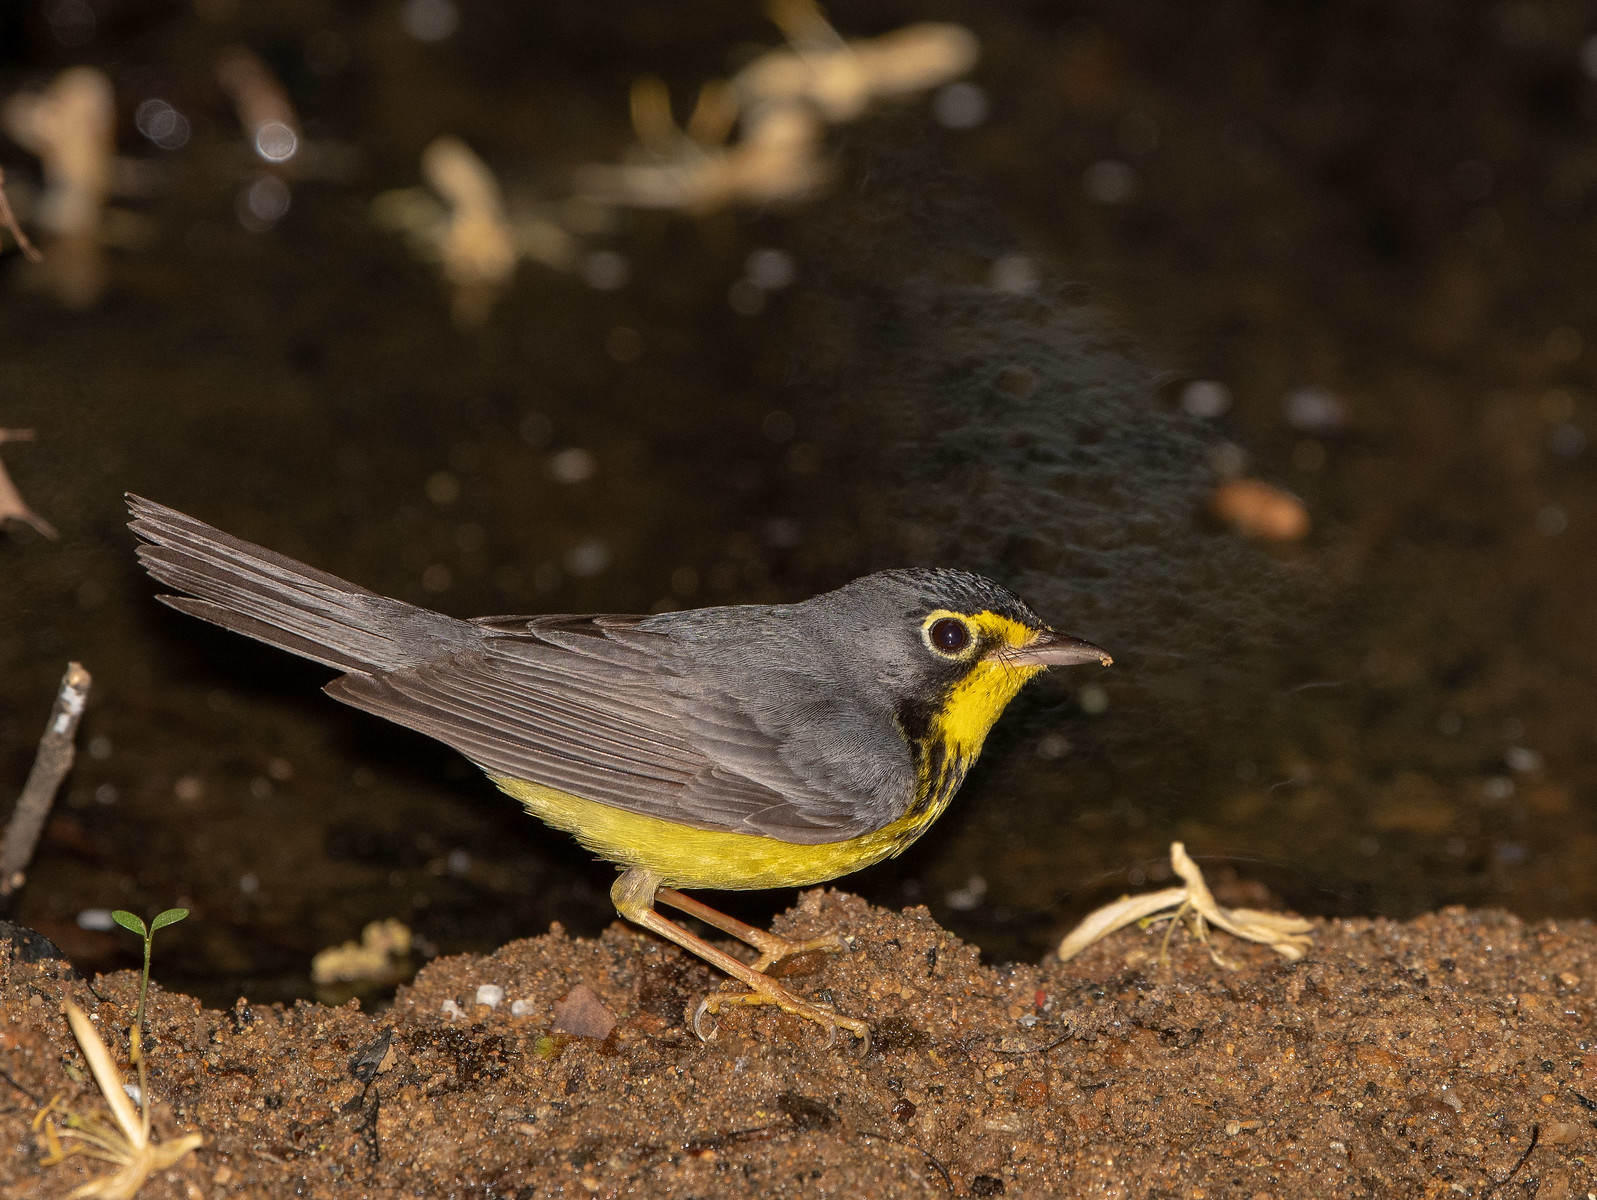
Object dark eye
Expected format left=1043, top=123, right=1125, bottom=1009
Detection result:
left=929, top=618, right=970, bottom=654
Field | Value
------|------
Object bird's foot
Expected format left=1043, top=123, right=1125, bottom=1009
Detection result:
left=692, top=974, right=870, bottom=1051
left=620, top=874, right=869, bottom=1052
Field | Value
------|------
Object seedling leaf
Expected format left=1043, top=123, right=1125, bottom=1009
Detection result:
left=150, top=908, right=189, bottom=933
left=110, top=911, right=146, bottom=938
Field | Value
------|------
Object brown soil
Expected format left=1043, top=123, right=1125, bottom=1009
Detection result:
left=1, top=893, right=1592, bottom=1199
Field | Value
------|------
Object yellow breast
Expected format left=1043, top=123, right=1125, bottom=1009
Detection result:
left=491, top=774, right=932, bottom=890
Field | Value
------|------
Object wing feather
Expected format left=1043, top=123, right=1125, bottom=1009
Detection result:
left=128, top=499, right=907, bottom=842
left=326, top=616, right=896, bottom=842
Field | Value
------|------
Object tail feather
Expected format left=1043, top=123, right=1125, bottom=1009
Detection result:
left=127, top=494, right=475, bottom=674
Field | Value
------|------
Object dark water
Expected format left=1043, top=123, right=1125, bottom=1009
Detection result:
left=3, top=1, right=1596, bottom=1007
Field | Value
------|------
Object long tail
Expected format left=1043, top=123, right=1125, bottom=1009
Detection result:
left=127, top=494, right=475, bottom=675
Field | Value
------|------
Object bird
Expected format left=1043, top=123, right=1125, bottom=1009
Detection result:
left=127, top=494, right=1110, bottom=1047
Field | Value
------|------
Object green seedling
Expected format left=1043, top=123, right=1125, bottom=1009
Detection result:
left=109, top=908, right=188, bottom=1063
left=38, top=911, right=201, bottom=1195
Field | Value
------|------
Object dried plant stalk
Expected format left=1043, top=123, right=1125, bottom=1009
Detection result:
left=0, top=662, right=90, bottom=900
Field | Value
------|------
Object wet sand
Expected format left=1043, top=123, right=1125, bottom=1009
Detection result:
left=1, top=894, right=1591, bottom=1198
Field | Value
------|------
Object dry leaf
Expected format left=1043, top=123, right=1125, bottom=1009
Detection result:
left=550, top=985, right=615, bottom=1039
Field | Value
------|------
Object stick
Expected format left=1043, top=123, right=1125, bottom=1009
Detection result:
left=0, top=167, right=43, bottom=262
left=0, top=663, right=91, bottom=902
left=1482, top=1124, right=1539, bottom=1198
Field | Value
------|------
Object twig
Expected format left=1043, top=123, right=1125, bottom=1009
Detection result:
left=0, top=429, right=59, bottom=540
left=991, top=1029, right=1074, bottom=1056
left=0, top=167, right=42, bottom=262
left=1481, top=1124, right=1539, bottom=1198
left=0, top=1065, right=40, bottom=1105
left=0, top=663, right=91, bottom=903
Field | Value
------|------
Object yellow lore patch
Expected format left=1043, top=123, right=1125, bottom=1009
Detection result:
left=929, top=610, right=1047, bottom=757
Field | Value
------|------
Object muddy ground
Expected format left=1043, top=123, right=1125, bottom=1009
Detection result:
left=0, top=893, right=1592, bottom=1199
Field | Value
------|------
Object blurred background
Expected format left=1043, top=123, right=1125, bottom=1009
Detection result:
left=2, top=0, right=1595, bottom=1008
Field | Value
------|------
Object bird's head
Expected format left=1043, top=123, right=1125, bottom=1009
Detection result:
left=814, top=568, right=1111, bottom=759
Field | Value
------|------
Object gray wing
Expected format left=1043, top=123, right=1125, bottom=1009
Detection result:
left=327, top=614, right=910, bottom=842
left=127, top=495, right=906, bottom=840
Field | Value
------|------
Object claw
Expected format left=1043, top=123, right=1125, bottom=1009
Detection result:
left=692, top=998, right=719, bottom=1042
left=690, top=985, right=866, bottom=1051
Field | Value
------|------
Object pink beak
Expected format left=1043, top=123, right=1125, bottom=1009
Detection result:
left=996, top=629, right=1113, bottom=668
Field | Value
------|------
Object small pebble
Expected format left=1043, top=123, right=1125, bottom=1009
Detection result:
left=1078, top=684, right=1110, bottom=715
left=1210, top=478, right=1311, bottom=541
left=1543, top=1121, right=1583, bottom=1145
left=510, top=998, right=534, bottom=1017
left=1014, top=1078, right=1050, bottom=1107
left=1283, top=386, right=1347, bottom=432
left=476, top=984, right=504, bottom=1009
left=440, top=999, right=464, bottom=1020
left=547, top=448, right=596, bottom=484
left=944, top=874, right=987, bottom=911
left=1505, top=746, right=1542, bottom=773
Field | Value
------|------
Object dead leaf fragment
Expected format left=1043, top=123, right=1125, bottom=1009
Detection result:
left=0, top=430, right=58, bottom=539
left=310, top=918, right=412, bottom=986
left=1057, top=842, right=1314, bottom=964
left=550, top=984, right=615, bottom=1039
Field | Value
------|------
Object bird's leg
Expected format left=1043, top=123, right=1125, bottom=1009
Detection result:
left=655, top=885, right=845, bottom=972
left=611, top=867, right=868, bottom=1048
